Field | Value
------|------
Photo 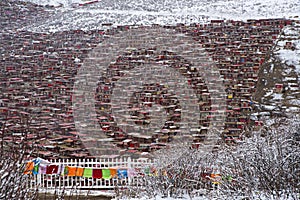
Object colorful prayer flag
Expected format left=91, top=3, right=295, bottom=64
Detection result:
left=102, top=169, right=111, bottom=179
left=117, top=169, right=128, bottom=178
left=83, top=168, right=93, bottom=178
left=24, top=161, right=34, bottom=175
left=67, top=166, right=77, bottom=176
left=46, top=165, right=59, bottom=174
left=128, top=168, right=137, bottom=178
left=75, top=167, right=84, bottom=177
left=93, top=168, right=102, bottom=179
left=32, top=164, right=39, bottom=175
left=38, top=164, right=47, bottom=174
left=109, top=168, right=117, bottom=178
left=144, top=167, right=150, bottom=175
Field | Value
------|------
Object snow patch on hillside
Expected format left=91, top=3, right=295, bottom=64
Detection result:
left=20, top=0, right=300, bottom=33
left=20, top=0, right=83, bottom=7
left=276, top=23, right=300, bottom=75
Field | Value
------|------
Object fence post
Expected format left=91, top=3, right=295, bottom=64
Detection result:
left=37, top=172, right=41, bottom=189
left=127, top=157, right=132, bottom=185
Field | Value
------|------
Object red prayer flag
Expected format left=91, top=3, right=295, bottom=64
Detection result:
left=46, top=165, right=59, bottom=174
left=92, top=168, right=102, bottom=179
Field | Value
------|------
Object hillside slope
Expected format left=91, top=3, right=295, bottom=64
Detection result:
left=20, top=0, right=300, bottom=32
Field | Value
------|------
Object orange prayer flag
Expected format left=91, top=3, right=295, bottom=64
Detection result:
left=210, top=173, right=221, bottom=178
left=75, top=167, right=84, bottom=177
left=24, top=161, right=34, bottom=175
left=109, top=168, right=117, bottom=178
left=67, top=166, right=77, bottom=176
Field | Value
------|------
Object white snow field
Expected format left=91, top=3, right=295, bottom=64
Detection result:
left=20, top=0, right=300, bottom=32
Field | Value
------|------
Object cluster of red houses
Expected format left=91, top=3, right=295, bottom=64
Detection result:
left=0, top=8, right=294, bottom=159
left=185, top=18, right=293, bottom=141
left=0, top=0, right=50, bottom=33
left=98, top=18, right=293, bottom=150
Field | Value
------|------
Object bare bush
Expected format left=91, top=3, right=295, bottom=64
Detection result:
left=121, top=144, right=221, bottom=199
left=0, top=143, right=38, bottom=199
left=117, top=117, right=300, bottom=199
left=219, top=116, right=300, bottom=199
left=0, top=117, right=38, bottom=199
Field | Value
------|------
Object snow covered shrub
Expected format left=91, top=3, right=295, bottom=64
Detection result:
left=0, top=143, right=38, bottom=199
left=0, top=117, right=38, bottom=199
left=115, top=116, right=299, bottom=200
left=219, top=116, right=300, bottom=200
left=119, top=144, right=221, bottom=199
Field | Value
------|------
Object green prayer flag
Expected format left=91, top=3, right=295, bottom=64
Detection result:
left=102, top=169, right=111, bottom=179
left=83, top=168, right=93, bottom=178
left=63, top=166, right=68, bottom=176
left=32, top=165, right=39, bottom=175
left=144, top=167, right=150, bottom=175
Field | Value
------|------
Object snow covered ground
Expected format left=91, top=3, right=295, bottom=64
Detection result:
left=39, top=188, right=115, bottom=197
left=20, top=0, right=300, bottom=32
left=275, top=21, right=300, bottom=109
left=20, top=0, right=83, bottom=7
left=277, top=24, right=300, bottom=75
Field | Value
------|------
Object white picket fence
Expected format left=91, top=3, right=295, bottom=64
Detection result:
left=27, top=157, right=154, bottom=191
